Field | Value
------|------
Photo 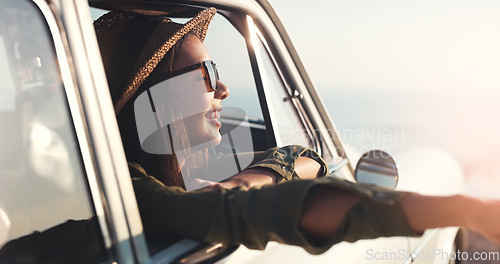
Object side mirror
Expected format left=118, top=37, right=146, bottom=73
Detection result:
left=354, top=150, right=399, bottom=189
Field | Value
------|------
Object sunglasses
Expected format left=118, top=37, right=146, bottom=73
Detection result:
left=164, top=60, right=220, bottom=92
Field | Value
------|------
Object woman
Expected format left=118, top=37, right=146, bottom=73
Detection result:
left=94, top=8, right=500, bottom=254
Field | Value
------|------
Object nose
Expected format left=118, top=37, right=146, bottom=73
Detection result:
left=214, top=80, right=230, bottom=100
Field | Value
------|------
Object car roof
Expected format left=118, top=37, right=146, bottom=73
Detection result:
left=88, top=0, right=271, bottom=18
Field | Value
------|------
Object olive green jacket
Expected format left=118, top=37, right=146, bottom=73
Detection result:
left=131, top=145, right=418, bottom=255
left=0, top=146, right=418, bottom=263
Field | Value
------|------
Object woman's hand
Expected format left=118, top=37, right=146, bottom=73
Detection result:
left=195, top=168, right=278, bottom=190
left=294, top=157, right=324, bottom=179
left=206, top=156, right=323, bottom=189
left=299, top=188, right=500, bottom=246
left=468, top=199, right=500, bottom=244
left=402, top=194, right=500, bottom=245
left=219, top=168, right=277, bottom=189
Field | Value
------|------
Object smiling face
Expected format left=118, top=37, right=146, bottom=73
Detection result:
left=171, top=34, right=230, bottom=149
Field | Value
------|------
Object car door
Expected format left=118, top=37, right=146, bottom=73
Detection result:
left=0, top=0, right=152, bottom=263
left=0, top=0, right=111, bottom=262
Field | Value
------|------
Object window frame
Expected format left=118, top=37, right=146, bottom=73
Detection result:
left=22, top=0, right=114, bottom=254
left=86, top=1, right=354, bottom=179
left=250, top=17, right=318, bottom=149
left=46, top=0, right=149, bottom=262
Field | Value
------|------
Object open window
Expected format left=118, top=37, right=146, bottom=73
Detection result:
left=89, top=7, right=272, bottom=262
left=87, top=5, right=331, bottom=262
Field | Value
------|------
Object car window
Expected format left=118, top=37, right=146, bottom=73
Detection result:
left=0, top=0, right=107, bottom=262
left=88, top=9, right=302, bottom=260
left=88, top=9, right=320, bottom=261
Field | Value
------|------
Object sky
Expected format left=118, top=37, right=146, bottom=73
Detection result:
left=269, top=0, right=500, bottom=142
left=270, top=0, right=500, bottom=91
left=269, top=0, right=500, bottom=196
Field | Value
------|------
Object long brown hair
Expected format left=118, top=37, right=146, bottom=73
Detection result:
left=115, top=32, right=208, bottom=189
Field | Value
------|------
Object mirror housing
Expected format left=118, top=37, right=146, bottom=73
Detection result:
left=354, top=150, right=399, bottom=189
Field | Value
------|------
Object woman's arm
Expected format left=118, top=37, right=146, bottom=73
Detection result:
left=219, top=145, right=327, bottom=188
left=214, top=157, right=322, bottom=189
left=300, top=189, right=500, bottom=244
left=131, top=162, right=500, bottom=254
left=402, top=194, right=500, bottom=243
left=205, top=150, right=500, bottom=245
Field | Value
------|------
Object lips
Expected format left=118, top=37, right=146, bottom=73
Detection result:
left=205, top=106, right=222, bottom=128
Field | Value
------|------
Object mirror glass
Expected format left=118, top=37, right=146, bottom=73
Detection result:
left=354, top=150, right=398, bottom=189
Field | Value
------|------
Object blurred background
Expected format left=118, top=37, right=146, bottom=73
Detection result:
left=271, top=0, right=500, bottom=199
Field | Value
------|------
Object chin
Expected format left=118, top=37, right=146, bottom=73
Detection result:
left=188, top=128, right=221, bottom=150
left=205, top=130, right=222, bottom=147
left=213, top=133, right=222, bottom=146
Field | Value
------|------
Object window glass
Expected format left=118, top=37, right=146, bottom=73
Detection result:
left=204, top=15, right=264, bottom=121
left=203, top=14, right=270, bottom=153
left=254, top=36, right=313, bottom=148
left=0, top=1, right=106, bottom=262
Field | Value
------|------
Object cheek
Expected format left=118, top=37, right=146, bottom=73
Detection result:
left=183, top=94, right=216, bottom=138
left=200, top=92, right=214, bottom=109
left=174, top=90, right=213, bottom=117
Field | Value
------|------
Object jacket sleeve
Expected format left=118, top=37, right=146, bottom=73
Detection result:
left=246, top=145, right=329, bottom=182
left=130, top=164, right=419, bottom=255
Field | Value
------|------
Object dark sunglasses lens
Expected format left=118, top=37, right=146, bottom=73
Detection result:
left=214, top=63, right=219, bottom=83
left=205, top=61, right=217, bottom=91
